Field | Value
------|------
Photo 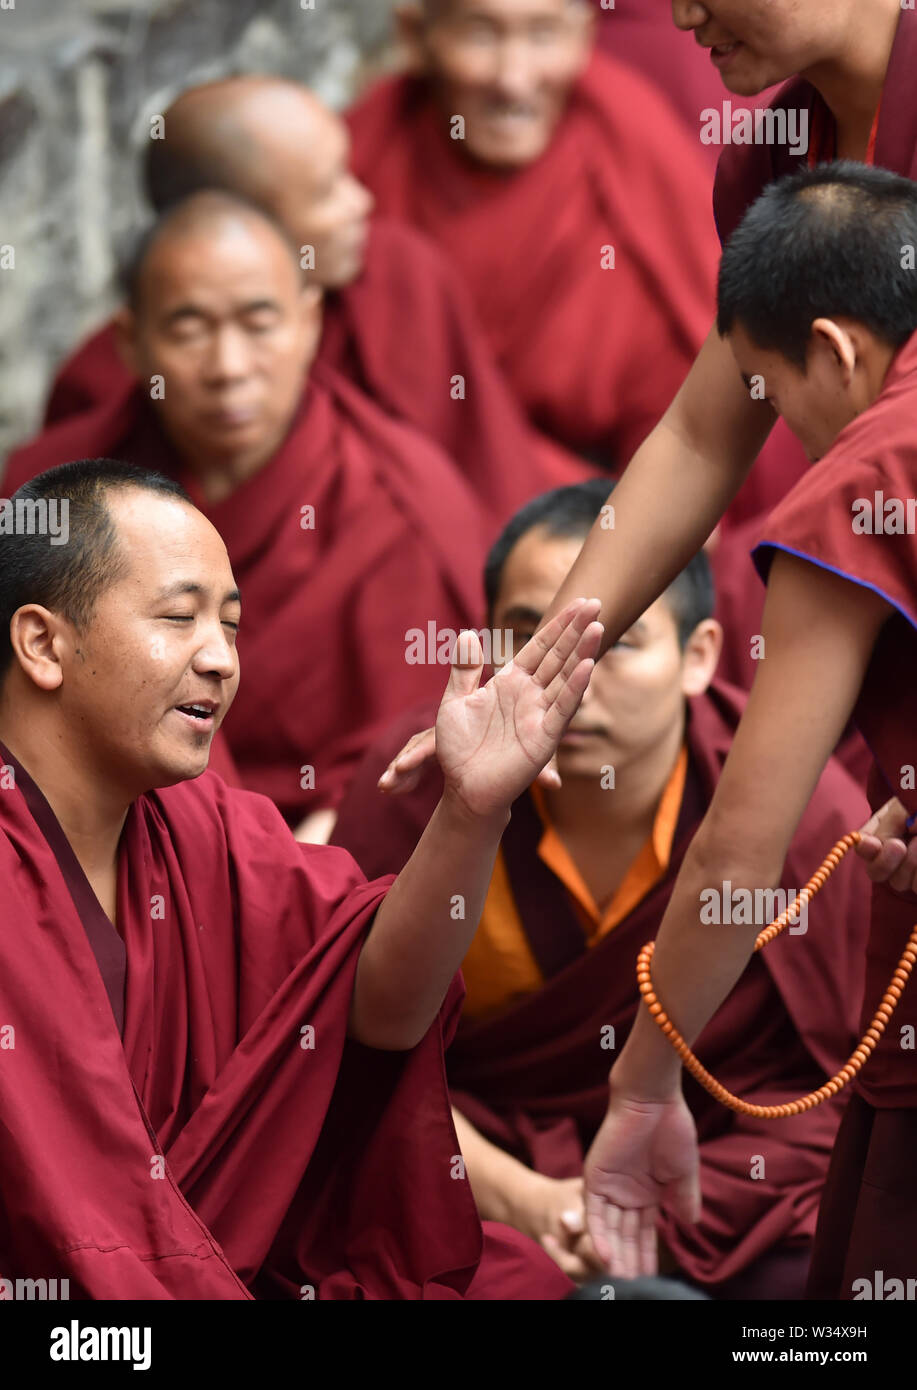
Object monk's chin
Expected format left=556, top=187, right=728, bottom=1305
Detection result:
left=145, top=747, right=212, bottom=791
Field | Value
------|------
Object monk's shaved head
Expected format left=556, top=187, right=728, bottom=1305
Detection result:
left=144, top=78, right=373, bottom=288
left=125, top=189, right=300, bottom=311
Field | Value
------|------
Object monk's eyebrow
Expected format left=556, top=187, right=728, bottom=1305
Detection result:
left=501, top=604, right=543, bottom=627
left=155, top=581, right=241, bottom=606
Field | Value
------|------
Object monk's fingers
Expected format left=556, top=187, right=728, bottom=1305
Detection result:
left=540, top=657, right=596, bottom=745
left=888, top=833, right=917, bottom=895
left=540, top=620, right=603, bottom=708
left=377, top=727, right=435, bottom=792
left=584, top=1192, right=613, bottom=1268
left=539, top=1234, right=592, bottom=1281
left=858, top=796, right=910, bottom=842
left=858, top=836, right=909, bottom=883
left=617, top=1207, right=644, bottom=1281
left=515, top=598, right=600, bottom=686
left=638, top=1210, right=659, bottom=1277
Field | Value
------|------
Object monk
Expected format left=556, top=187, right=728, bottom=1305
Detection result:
left=347, top=0, right=724, bottom=480
left=580, top=163, right=917, bottom=1298
left=3, top=192, right=496, bottom=832
left=0, top=456, right=604, bottom=1299
left=379, top=0, right=914, bottom=794
left=41, top=76, right=586, bottom=521
left=333, top=479, right=870, bottom=1297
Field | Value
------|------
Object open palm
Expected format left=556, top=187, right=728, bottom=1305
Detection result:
left=435, top=598, right=603, bottom=818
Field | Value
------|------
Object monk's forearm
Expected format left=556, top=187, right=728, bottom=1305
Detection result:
left=348, top=788, right=509, bottom=1049
left=452, top=1107, right=537, bottom=1226
left=610, top=836, right=783, bottom=1101
left=543, top=330, right=774, bottom=655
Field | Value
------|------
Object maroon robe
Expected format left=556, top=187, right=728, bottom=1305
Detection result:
left=332, top=681, right=871, bottom=1292
left=3, top=364, right=487, bottom=820
left=0, top=748, right=572, bottom=1298
left=754, top=328, right=917, bottom=1298
left=346, top=51, right=719, bottom=474
left=713, top=6, right=917, bottom=245
left=38, top=218, right=591, bottom=523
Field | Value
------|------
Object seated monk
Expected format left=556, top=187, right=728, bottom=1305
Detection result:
left=42, top=75, right=587, bottom=521
left=331, top=479, right=871, bottom=1297
left=346, top=1, right=719, bottom=473
left=3, top=192, right=498, bottom=833
left=0, top=457, right=605, bottom=1298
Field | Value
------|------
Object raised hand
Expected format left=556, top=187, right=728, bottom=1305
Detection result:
left=432, top=598, right=602, bottom=819
left=583, top=1090, right=701, bottom=1278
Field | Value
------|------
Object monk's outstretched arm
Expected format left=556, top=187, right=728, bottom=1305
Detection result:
left=544, top=326, right=775, bottom=653
left=348, top=600, right=603, bottom=1050
left=583, top=554, right=892, bottom=1274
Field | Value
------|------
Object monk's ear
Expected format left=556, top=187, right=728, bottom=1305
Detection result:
left=680, top=618, right=722, bottom=698
left=811, top=317, right=857, bottom=384
left=394, top=4, right=429, bottom=71
left=112, top=305, right=141, bottom=375
left=298, top=283, right=324, bottom=364
left=574, top=0, right=597, bottom=58
left=8, top=605, right=66, bottom=694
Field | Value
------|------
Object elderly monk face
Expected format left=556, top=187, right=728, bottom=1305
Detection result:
left=402, top=0, right=595, bottom=168
left=120, top=198, right=321, bottom=491
left=492, top=525, right=719, bottom=783
left=672, top=0, right=865, bottom=96
left=22, top=489, right=241, bottom=793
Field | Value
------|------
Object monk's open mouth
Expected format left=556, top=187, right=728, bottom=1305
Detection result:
left=174, top=703, right=216, bottom=729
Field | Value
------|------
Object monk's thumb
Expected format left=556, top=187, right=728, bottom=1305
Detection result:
left=446, top=630, right=485, bottom=698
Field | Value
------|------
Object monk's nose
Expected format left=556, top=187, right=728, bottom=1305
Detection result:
left=492, top=38, right=538, bottom=101
left=671, top=0, right=710, bottom=33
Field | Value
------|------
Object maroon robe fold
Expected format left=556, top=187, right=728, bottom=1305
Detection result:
left=37, top=217, right=592, bottom=522
left=754, top=329, right=917, bottom=1299
left=332, top=682, right=871, bottom=1289
left=0, top=750, right=572, bottom=1299
left=346, top=52, right=719, bottom=474
left=712, top=6, right=917, bottom=246
left=3, top=364, right=488, bottom=819
left=711, top=518, right=873, bottom=786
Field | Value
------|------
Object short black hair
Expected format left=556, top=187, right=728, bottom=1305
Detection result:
left=717, top=161, right=917, bottom=369
left=0, top=460, right=190, bottom=683
left=484, top=478, right=714, bottom=647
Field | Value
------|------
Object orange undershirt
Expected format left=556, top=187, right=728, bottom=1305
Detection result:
left=460, top=745, right=689, bottom=1020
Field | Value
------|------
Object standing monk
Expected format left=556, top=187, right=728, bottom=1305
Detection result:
left=347, top=0, right=721, bottom=477
left=583, top=163, right=917, bottom=1296
left=4, top=193, right=492, bottom=831
left=0, top=456, right=602, bottom=1298
left=42, top=77, right=586, bottom=521
left=379, top=0, right=915, bottom=792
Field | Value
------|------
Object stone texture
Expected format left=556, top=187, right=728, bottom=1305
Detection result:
left=0, top=0, right=398, bottom=460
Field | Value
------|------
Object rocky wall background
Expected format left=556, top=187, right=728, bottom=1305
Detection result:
left=0, top=0, right=399, bottom=461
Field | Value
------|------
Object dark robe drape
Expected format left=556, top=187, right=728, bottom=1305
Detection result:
left=0, top=752, right=572, bottom=1299
left=36, top=218, right=592, bottom=523
left=3, top=364, right=488, bottom=820
left=331, top=682, right=871, bottom=1287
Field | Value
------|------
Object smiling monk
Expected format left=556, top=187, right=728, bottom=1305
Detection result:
left=347, top=0, right=720, bottom=475
left=0, top=457, right=603, bottom=1298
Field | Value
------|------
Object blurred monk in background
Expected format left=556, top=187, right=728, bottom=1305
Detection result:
left=347, top=0, right=721, bottom=480
left=4, top=192, right=495, bottom=838
left=42, top=76, right=587, bottom=521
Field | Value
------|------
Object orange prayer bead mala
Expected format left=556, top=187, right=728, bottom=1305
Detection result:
left=637, top=832, right=917, bottom=1118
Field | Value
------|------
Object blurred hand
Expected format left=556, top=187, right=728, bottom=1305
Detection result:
left=856, top=796, right=917, bottom=896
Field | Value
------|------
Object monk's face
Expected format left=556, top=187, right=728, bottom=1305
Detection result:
left=672, top=0, right=855, bottom=96
left=493, top=526, right=718, bottom=782
left=410, top=0, right=594, bottom=168
left=55, top=490, right=241, bottom=794
left=124, top=213, right=320, bottom=482
left=727, top=320, right=890, bottom=463
left=252, top=111, right=374, bottom=289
